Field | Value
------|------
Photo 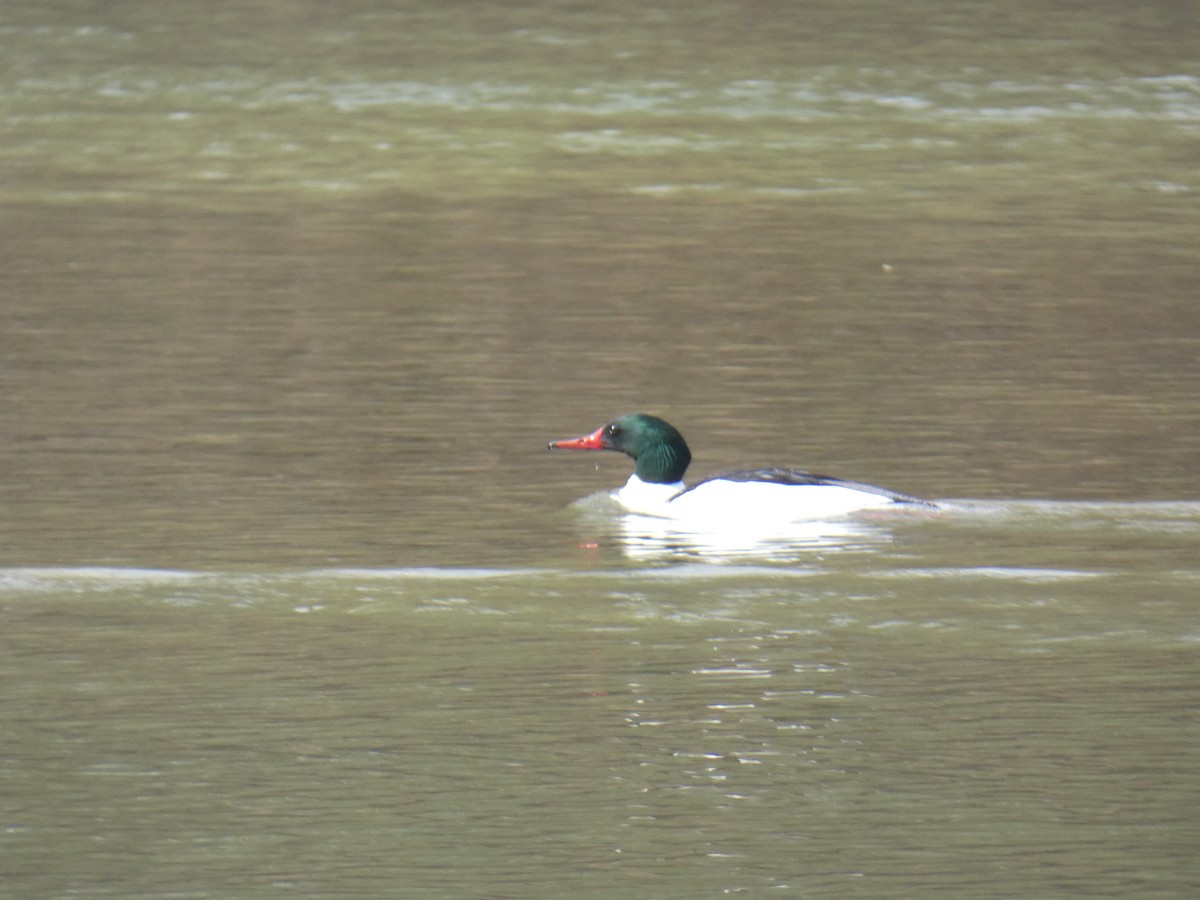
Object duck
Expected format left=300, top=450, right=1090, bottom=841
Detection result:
left=548, top=413, right=935, bottom=521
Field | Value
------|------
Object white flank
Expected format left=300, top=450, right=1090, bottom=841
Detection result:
left=612, top=474, right=897, bottom=523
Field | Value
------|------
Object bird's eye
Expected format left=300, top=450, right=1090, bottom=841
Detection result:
left=604, top=424, right=619, bottom=437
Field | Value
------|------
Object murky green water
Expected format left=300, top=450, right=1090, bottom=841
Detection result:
left=4, top=550, right=1199, bottom=898
left=2, top=2, right=1198, bottom=897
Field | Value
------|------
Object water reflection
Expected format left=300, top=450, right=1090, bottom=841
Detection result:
left=5, top=551, right=1198, bottom=897
left=564, top=498, right=1200, bottom=565
left=615, top=513, right=885, bottom=560
left=566, top=491, right=939, bottom=561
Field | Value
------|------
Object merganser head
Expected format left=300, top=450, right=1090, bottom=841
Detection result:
left=548, top=413, right=692, bottom=484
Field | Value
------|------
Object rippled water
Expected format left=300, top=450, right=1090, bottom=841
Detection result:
left=2, top=1, right=1198, bottom=897
left=4, top=3, right=1199, bottom=201
left=4, top=532, right=1199, bottom=897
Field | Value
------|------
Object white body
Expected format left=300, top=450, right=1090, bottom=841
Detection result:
left=613, top=474, right=901, bottom=523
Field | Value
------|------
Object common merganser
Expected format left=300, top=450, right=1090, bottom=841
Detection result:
left=548, top=413, right=934, bottom=521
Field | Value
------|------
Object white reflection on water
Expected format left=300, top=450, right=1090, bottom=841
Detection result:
left=612, top=510, right=890, bottom=560
left=566, top=497, right=1200, bottom=563
left=565, top=488, right=943, bottom=561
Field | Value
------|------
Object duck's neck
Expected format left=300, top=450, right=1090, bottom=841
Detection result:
left=632, top=439, right=691, bottom=484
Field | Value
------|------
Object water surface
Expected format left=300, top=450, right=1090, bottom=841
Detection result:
left=4, top=533, right=1198, bottom=897
left=1, top=1, right=1198, bottom=896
